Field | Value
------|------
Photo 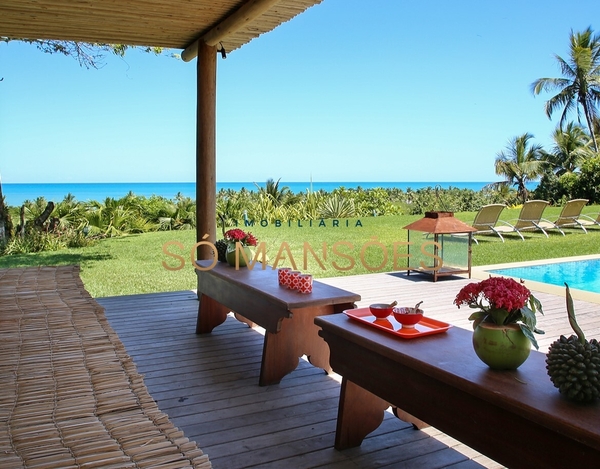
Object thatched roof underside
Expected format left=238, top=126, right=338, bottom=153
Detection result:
left=0, top=0, right=323, bottom=54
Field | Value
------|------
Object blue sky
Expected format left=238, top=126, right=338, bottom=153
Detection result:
left=1, top=0, right=598, bottom=184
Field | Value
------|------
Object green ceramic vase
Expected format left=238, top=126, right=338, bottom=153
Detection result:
left=225, top=244, right=254, bottom=267
left=472, top=322, right=531, bottom=370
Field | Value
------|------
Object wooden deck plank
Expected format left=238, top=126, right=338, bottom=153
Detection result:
left=98, top=268, right=600, bottom=468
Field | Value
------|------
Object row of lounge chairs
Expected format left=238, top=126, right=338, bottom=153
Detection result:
left=471, top=199, right=600, bottom=243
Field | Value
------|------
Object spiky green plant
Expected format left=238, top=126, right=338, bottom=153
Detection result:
left=546, top=284, right=600, bottom=403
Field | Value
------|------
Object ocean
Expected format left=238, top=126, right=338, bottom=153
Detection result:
left=2, top=181, right=497, bottom=207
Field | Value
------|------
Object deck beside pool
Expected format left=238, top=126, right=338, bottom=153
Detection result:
left=98, top=269, right=600, bottom=468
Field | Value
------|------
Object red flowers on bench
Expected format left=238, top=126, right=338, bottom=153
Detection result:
left=224, top=228, right=258, bottom=247
left=454, top=276, right=544, bottom=349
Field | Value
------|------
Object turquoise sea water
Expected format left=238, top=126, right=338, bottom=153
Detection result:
left=488, top=259, right=600, bottom=294
left=2, top=181, right=498, bottom=207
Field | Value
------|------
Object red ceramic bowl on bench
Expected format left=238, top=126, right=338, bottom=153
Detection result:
left=393, top=307, right=424, bottom=328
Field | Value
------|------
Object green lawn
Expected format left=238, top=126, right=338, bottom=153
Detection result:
left=1, top=206, right=599, bottom=297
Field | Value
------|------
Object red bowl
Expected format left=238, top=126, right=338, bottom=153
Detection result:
left=369, top=303, right=394, bottom=319
left=393, top=307, right=424, bottom=328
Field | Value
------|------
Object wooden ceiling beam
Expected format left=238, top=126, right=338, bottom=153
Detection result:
left=181, top=0, right=281, bottom=61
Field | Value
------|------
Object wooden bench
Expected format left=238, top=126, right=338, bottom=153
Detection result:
left=195, top=261, right=360, bottom=385
left=315, top=313, right=600, bottom=468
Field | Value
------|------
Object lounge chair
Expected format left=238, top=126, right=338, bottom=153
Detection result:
left=494, top=200, right=565, bottom=240
left=470, top=204, right=509, bottom=243
left=579, top=212, right=600, bottom=229
left=552, top=199, right=591, bottom=233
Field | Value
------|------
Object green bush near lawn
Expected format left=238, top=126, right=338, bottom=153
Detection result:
left=1, top=205, right=599, bottom=298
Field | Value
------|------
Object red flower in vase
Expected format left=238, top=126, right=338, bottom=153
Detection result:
left=224, top=229, right=258, bottom=247
left=454, top=276, right=544, bottom=349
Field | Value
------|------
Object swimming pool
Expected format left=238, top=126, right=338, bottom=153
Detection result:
left=488, top=258, right=600, bottom=294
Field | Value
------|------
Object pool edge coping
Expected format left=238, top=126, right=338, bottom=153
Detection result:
left=471, top=254, right=600, bottom=305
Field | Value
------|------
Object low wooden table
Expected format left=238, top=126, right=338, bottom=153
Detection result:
left=315, top=314, right=600, bottom=468
left=195, top=261, right=360, bottom=386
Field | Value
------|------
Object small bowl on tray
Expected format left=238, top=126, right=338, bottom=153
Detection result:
left=392, top=307, right=424, bottom=328
left=369, top=303, right=395, bottom=319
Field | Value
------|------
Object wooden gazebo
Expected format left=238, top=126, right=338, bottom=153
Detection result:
left=0, top=0, right=323, bottom=260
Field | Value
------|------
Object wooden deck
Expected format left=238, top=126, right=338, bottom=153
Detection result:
left=98, top=270, right=600, bottom=469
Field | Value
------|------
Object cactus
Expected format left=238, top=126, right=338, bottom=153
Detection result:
left=545, top=284, right=600, bottom=403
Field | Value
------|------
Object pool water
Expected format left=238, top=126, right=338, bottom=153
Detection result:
left=488, top=259, right=600, bottom=294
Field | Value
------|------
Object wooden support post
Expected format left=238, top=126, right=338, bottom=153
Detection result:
left=196, top=41, right=217, bottom=261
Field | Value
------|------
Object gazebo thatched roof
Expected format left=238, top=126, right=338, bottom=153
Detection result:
left=0, top=0, right=323, bottom=58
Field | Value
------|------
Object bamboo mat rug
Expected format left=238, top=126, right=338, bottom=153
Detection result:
left=0, top=265, right=211, bottom=469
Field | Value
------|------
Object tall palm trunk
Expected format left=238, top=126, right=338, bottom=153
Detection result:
left=582, top=100, right=599, bottom=152
left=518, top=183, right=529, bottom=204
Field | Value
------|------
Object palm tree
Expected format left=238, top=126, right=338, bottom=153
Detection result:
left=52, top=194, right=87, bottom=231
left=85, top=197, right=134, bottom=237
left=531, top=27, right=600, bottom=151
left=495, top=133, right=546, bottom=204
left=540, top=122, right=594, bottom=176
left=159, top=193, right=196, bottom=230
left=254, top=178, right=293, bottom=206
left=483, top=182, right=519, bottom=207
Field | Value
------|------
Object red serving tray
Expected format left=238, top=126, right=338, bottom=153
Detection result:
left=344, top=308, right=452, bottom=339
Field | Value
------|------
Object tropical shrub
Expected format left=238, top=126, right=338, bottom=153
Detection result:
left=216, top=190, right=248, bottom=228
left=400, top=187, right=503, bottom=214
left=298, top=190, right=324, bottom=219
left=2, top=182, right=573, bottom=256
left=156, top=194, right=196, bottom=230
left=319, top=194, right=356, bottom=219
left=573, top=155, right=600, bottom=204
left=137, top=195, right=179, bottom=223
left=331, top=187, right=402, bottom=216
left=534, top=155, right=600, bottom=204
left=1, top=230, right=65, bottom=254
left=533, top=172, right=579, bottom=204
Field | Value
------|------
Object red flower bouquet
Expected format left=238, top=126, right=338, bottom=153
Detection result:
left=224, top=229, right=258, bottom=248
left=454, top=276, right=544, bottom=349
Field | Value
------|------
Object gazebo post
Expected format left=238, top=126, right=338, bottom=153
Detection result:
left=195, top=40, right=217, bottom=262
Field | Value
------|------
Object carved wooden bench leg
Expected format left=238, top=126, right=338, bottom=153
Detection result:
left=335, top=378, right=388, bottom=449
left=392, top=407, right=430, bottom=430
left=195, top=294, right=230, bottom=334
left=259, top=318, right=299, bottom=386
